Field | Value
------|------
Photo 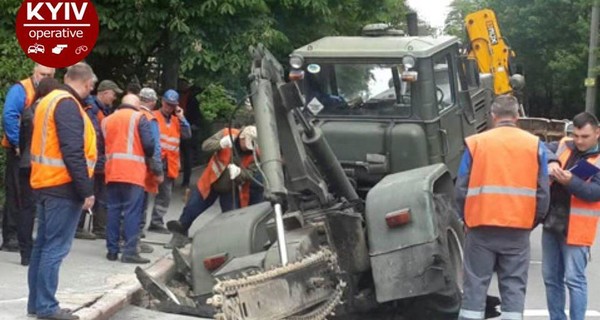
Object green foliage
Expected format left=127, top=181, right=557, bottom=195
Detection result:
left=198, top=84, right=237, bottom=122
left=88, top=0, right=409, bottom=114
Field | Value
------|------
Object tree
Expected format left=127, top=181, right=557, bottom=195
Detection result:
left=89, top=0, right=408, bottom=95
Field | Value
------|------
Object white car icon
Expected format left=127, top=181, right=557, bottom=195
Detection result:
left=27, top=44, right=44, bottom=54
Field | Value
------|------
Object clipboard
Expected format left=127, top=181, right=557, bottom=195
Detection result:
left=569, top=159, right=600, bottom=180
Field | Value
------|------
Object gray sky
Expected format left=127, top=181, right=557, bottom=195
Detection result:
left=406, top=0, right=452, bottom=31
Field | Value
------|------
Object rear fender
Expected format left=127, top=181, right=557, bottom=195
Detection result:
left=191, top=202, right=273, bottom=296
left=365, top=163, right=454, bottom=302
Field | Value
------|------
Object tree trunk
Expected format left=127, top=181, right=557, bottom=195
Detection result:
left=160, top=30, right=180, bottom=91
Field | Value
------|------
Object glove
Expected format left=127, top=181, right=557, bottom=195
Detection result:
left=219, top=136, right=233, bottom=149
left=228, top=164, right=241, bottom=180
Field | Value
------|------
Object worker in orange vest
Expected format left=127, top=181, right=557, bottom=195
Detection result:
left=542, top=112, right=600, bottom=320
left=146, top=89, right=191, bottom=234
left=75, top=79, right=123, bottom=240
left=103, top=94, right=162, bottom=264
left=455, top=95, right=550, bottom=320
left=28, top=62, right=97, bottom=320
left=1, top=63, right=54, bottom=256
left=165, top=126, right=261, bottom=248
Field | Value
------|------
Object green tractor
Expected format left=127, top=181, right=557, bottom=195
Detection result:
left=137, top=19, right=543, bottom=320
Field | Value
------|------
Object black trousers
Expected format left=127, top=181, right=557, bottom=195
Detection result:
left=2, top=148, right=19, bottom=245
left=180, top=139, right=193, bottom=186
left=17, top=167, right=35, bottom=258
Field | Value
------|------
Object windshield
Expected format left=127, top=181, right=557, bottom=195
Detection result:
left=302, top=62, right=411, bottom=117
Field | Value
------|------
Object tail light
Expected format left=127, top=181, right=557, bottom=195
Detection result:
left=289, top=69, right=304, bottom=81
left=385, top=208, right=411, bottom=228
left=204, top=253, right=228, bottom=271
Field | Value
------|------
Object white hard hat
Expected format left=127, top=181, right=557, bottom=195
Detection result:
left=239, top=125, right=257, bottom=150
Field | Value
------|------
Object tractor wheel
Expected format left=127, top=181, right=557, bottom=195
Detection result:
left=421, top=194, right=465, bottom=319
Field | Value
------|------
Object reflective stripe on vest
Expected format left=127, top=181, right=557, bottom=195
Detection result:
left=458, top=308, right=484, bottom=319
left=467, top=186, right=537, bottom=197
left=159, top=133, right=180, bottom=152
left=154, top=110, right=181, bottom=178
left=464, top=126, right=539, bottom=229
left=556, top=139, right=600, bottom=246
left=103, top=108, right=146, bottom=187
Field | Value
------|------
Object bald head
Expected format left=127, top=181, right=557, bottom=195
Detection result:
left=121, top=94, right=140, bottom=109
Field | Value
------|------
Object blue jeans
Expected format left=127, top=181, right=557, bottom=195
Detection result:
left=27, top=194, right=82, bottom=316
left=106, top=183, right=144, bottom=256
left=179, top=186, right=236, bottom=233
left=542, top=229, right=590, bottom=320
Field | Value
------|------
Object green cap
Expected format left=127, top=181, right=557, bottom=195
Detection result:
left=97, top=80, right=123, bottom=94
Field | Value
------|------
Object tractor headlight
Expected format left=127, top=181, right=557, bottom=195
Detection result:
left=402, top=55, right=416, bottom=70
left=289, top=55, right=304, bottom=69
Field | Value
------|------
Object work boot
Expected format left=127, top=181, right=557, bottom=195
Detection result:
left=137, top=243, right=154, bottom=254
left=166, top=220, right=187, bottom=235
left=75, top=230, right=96, bottom=240
left=21, top=255, right=30, bottom=266
left=106, top=252, right=118, bottom=261
left=148, top=224, right=169, bottom=234
left=37, top=308, right=79, bottom=320
left=29, top=308, right=72, bottom=318
left=121, top=254, right=150, bottom=264
left=164, top=233, right=190, bottom=249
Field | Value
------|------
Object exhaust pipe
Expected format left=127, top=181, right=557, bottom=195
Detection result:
left=407, top=11, right=418, bottom=36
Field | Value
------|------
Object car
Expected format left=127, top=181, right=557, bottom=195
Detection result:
left=27, top=44, right=44, bottom=54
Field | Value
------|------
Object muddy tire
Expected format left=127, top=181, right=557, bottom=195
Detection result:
left=420, top=194, right=465, bottom=318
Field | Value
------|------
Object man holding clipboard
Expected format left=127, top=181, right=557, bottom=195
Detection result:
left=543, top=112, right=600, bottom=320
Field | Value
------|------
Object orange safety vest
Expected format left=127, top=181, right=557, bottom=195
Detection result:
left=154, top=110, right=181, bottom=179
left=196, top=128, right=255, bottom=208
left=103, top=108, right=146, bottom=187
left=140, top=107, right=159, bottom=193
left=2, top=77, right=36, bottom=148
left=556, top=137, right=600, bottom=246
left=30, top=89, right=97, bottom=189
left=464, top=126, right=540, bottom=229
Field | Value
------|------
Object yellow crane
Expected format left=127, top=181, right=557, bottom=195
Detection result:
left=465, top=9, right=515, bottom=95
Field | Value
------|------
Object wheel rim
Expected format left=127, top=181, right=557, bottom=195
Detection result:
left=447, top=228, right=464, bottom=291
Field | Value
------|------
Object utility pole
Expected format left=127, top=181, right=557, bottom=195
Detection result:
left=585, top=1, right=600, bottom=113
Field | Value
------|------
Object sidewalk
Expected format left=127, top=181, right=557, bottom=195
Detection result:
left=0, top=168, right=216, bottom=320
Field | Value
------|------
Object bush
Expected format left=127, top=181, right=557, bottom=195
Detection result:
left=197, top=84, right=237, bottom=122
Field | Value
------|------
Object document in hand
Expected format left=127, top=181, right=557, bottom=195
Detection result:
left=569, top=159, right=600, bottom=180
